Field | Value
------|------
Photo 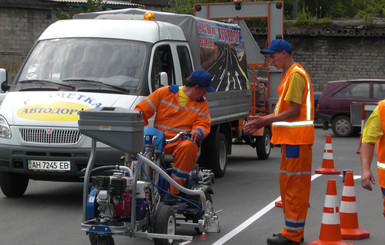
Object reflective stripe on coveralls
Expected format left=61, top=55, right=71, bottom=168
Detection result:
left=271, top=63, right=314, bottom=145
left=376, top=100, right=385, bottom=216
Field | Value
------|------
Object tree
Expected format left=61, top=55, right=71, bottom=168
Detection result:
left=53, top=0, right=106, bottom=19
left=353, top=0, right=385, bottom=24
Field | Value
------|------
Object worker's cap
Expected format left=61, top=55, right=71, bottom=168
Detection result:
left=190, top=69, right=215, bottom=92
left=260, top=39, right=292, bottom=54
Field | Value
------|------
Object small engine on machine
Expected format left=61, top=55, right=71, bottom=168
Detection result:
left=88, top=172, right=151, bottom=221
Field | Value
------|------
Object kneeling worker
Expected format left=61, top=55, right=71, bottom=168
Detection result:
left=135, top=69, right=214, bottom=197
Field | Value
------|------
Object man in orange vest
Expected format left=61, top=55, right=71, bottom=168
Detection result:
left=361, top=99, right=385, bottom=217
left=244, top=39, right=314, bottom=245
left=135, top=69, right=213, bottom=200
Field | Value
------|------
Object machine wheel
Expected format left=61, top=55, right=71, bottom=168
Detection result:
left=0, top=172, right=29, bottom=197
left=208, top=133, right=228, bottom=178
left=332, top=115, right=354, bottom=137
left=88, top=233, right=115, bottom=245
left=255, top=127, right=271, bottom=160
left=153, top=204, right=176, bottom=245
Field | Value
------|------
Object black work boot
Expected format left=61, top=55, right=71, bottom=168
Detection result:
left=267, top=233, right=300, bottom=245
left=271, top=233, right=304, bottom=243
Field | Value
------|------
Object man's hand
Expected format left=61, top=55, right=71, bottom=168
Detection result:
left=244, top=115, right=268, bottom=133
left=361, top=169, right=376, bottom=191
left=190, top=129, right=202, bottom=144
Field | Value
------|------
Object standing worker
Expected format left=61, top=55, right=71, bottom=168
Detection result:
left=244, top=39, right=314, bottom=245
left=135, top=69, right=214, bottom=201
left=360, top=99, right=385, bottom=217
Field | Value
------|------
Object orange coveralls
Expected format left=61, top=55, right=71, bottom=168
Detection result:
left=135, top=85, right=211, bottom=194
left=271, top=63, right=314, bottom=242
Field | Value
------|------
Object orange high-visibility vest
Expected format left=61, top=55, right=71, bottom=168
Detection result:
left=135, top=85, right=211, bottom=140
left=271, top=63, right=314, bottom=145
left=377, top=100, right=385, bottom=188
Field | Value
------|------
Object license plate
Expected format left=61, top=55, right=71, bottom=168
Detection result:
left=28, top=160, right=71, bottom=171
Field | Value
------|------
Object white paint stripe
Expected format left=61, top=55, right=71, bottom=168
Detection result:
left=339, top=174, right=362, bottom=180
left=324, top=144, right=332, bottom=150
left=212, top=174, right=322, bottom=245
left=321, top=212, right=340, bottom=225
left=324, top=195, right=338, bottom=207
left=342, top=186, right=355, bottom=196
left=323, top=152, right=333, bottom=159
left=340, top=201, right=357, bottom=213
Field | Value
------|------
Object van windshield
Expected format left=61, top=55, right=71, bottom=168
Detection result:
left=16, top=38, right=147, bottom=93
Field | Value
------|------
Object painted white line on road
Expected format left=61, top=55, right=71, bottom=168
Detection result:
left=338, top=174, right=362, bottom=180
left=212, top=174, right=322, bottom=245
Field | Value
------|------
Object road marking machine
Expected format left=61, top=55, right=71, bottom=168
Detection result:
left=78, top=107, right=220, bottom=245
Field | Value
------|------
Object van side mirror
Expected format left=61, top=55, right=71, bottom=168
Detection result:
left=160, top=72, right=168, bottom=87
left=0, top=69, right=6, bottom=84
left=0, top=69, right=10, bottom=92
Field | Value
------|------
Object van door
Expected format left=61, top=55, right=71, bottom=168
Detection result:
left=148, top=42, right=193, bottom=93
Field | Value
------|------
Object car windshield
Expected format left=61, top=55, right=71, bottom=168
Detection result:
left=15, top=38, right=147, bottom=94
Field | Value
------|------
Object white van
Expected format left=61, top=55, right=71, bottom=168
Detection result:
left=0, top=9, right=251, bottom=197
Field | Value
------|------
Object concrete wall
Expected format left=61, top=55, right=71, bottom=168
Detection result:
left=0, top=7, right=57, bottom=82
left=287, top=35, right=385, bottom=92
left=1, top=6, right=385, bottom=92
left=253, top=34, right=385, bottom=92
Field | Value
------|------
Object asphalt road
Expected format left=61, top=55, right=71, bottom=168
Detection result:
left=0, top=127, right=383, bottom=245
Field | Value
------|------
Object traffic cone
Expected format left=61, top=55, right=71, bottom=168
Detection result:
left=315, top=135, right=341, bottom=174
left=340, top=171, right=370, bottom=240
left=275, top=199, right=309, bottom=208
left=275, top=200, right=282, bottom=207
left=308, top=179, right=352, bottom=245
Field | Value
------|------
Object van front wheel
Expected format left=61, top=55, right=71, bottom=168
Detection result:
left=0, top=172, right=29, bottom=197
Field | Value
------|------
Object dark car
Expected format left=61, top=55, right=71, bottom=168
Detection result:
left=317, top=79, right=385, bottom=137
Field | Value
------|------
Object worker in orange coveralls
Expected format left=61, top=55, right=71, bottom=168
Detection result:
left=135, top=69, right=213, bottom=199
left=360, top=99, right=385, bottom=217
left=244, top=39, right=314, bottom=245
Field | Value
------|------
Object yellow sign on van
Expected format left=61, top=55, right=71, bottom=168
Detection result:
left=17, top=102, right=91, bottom=121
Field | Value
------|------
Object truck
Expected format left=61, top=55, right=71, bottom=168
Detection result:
left=0, top=1, right=283, bottom=197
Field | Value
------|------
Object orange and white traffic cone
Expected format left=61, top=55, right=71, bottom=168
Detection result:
left=315, top=135, right=341, bottom=174
left=275, top=199, right=309, bottom=208
left=308, top=179, right=352, bottom=245
left=340, top=171, right=370, bottom=240
left=275, top=200, right=282, bottom=207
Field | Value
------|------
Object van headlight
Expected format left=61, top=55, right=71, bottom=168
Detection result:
left=0, top=115, right=11, bottom=139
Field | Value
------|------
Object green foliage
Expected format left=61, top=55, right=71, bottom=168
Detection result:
left=164, top=0, right=198, bottom=15
left=353, top=0, right=385, bottom=24
left=53, top=0, right=106, bottom=19
left=286, top=7, right=331, bottom=28
left=164, top=0, right=269, bottom=15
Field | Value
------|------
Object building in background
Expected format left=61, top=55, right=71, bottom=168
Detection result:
left=0, top=0, right=168, bottom=82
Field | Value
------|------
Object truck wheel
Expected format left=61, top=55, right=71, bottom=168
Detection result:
left=153, top=205, right=176, bottom=245
left=256, top=127, right=271, bottom=160
left=332, top=115, right=354, bottom=137
left=208, top=133, right=227, bottom=178
left=0, top=172, right=29, bottom=197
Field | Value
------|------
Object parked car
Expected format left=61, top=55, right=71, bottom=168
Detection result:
left=317, top=79, right=385, bottom=137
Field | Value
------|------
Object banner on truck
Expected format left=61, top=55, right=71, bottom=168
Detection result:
left=197, top=20, right=248, bottom=92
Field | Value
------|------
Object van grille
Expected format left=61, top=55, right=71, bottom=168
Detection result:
left=19, top=128, right=82, bottom=144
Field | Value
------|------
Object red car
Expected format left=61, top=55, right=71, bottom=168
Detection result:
left=317, top=79, right=385, bottom=137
